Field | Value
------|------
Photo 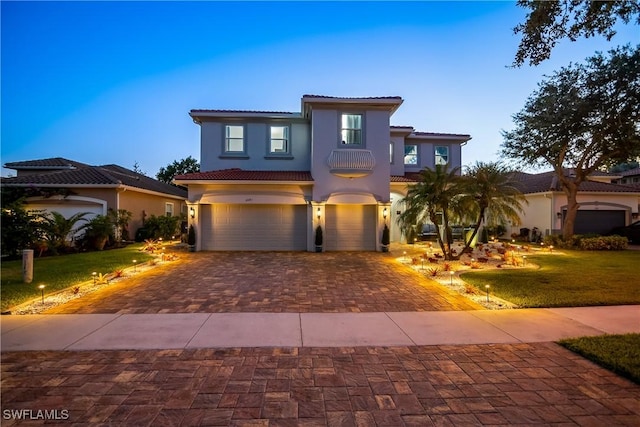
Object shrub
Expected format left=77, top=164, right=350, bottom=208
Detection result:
left=187, top=225, right=196, bottom=246
left=381, top=224, right=390, bottom=246
left=82, top=215, right=114, bottom=250
left=314, top=225, right=323, bottom=246
left=142, top=215, right=181, bottom=240
left=580, top=236, right=628, bottom=251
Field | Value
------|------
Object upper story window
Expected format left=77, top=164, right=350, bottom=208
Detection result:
left=404, top=145, right=418, bottom=165
left=165, top=202, right=174, bottom=217
left=225, top=125, right=245, bottom=153
left=435, top=146, right=449, bottom=165
left=270, top=125, right=289, bottom=154
left=340, top=113, right=362, bottom=145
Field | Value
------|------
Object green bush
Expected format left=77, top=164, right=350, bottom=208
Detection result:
left=580, top=236, right=628, bottom=251
left=141, top=215, right=181, bottom=240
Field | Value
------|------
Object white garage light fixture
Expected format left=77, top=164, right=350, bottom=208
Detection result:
left=189, top=207, right=195, bottom=219
left=316, top=207, right=321, bottom=219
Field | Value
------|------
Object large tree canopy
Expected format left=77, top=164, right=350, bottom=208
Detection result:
left=513, top=0, right=640, bottom=66
left=502, top=45, right=640, bottom=239
left=156, top=156, right=200, bottom=186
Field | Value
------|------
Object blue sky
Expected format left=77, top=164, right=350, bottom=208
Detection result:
left=2, top=1, right=638, bottom=177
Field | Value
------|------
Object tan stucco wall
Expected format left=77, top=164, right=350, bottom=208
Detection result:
left=119, top=190, right=186, bottom=236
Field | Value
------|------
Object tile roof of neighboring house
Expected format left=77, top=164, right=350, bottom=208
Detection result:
left=175, top=169, right=314, bottom=182
left=4, top=157, right=89, bottom=170
left=512, top=170, right=640, bottom=194
left=1, top=162, right=187, bottom=198
left=620, top=167, right=640, bottom=176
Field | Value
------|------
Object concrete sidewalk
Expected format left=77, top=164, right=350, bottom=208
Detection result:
left=1, top=305, right=638, bottom=352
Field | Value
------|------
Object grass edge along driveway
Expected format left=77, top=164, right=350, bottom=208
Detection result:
left=460, top=249, right=640, bottom=308
left=559, top=333, right=640, bottom=385
left=0, top=244, right=153, bottom=312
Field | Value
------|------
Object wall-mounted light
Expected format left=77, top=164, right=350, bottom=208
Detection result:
left=383, top=208, right=388, bottom=219
left=633, top=212, right=639, bottom=220
left=316, top=207, right=321, bottom=219
left=556, top=212, right=562, bottom=220
left=189, top=207, right=195, bottom=219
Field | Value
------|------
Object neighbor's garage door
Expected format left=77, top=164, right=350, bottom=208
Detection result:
left=325, top=205, right=376, bottom=251
left=201, top=204, right=307, bottom=251
left=572, top=210, right=625, bottom=235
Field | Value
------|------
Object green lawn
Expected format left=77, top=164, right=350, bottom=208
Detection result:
left=559, top=334, right=640, bottom=384
left=461, top=250, right=640, bottom=307
left=0, top=244, right=153, bottom=311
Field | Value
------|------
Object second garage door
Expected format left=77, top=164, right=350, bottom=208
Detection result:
left=572, top=210, right=626, bottom=235
left=201, top=204, right=307, bottom=251
left=325, top=204, right=376, bottom=251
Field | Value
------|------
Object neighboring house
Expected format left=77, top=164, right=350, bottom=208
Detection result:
left=510, top=170, right=640, bottom=238
left=614, top=167, right=640, bottom=187
left=174, top=95, right=471, bottom=251
left=2, top=158, right=188, bottom=239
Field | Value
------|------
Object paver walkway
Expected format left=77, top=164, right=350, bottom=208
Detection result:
left=44, top=252, right=481, bottom=314
left=2, top=343, right=639, bottom=426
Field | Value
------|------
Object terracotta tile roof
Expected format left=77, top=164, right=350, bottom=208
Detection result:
left=391, top=173, right=422, bottom=182
left=190, top=109, right=298, bottom=115
left=4, top=157, right=89, bottom=170
left=411, top=131, right=472, bottom=139
left=175, top=169, right=314, bottom=182
left=512, top=170, right=640, bottom=194
left=302, top=94, right=403, bottom=100
left=1, top=162, right=187, bottom=198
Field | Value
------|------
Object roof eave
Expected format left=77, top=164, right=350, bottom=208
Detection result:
left=174, top=179, right=314, bottom=186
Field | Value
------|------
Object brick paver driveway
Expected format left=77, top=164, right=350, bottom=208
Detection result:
left=45, top=252, right=481, bottom=314
left=3, top=343, right=639, bottom=426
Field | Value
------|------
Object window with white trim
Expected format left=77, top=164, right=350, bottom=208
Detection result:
left=435, top=146, right=449, bottom=165
left=225, top=125, right=245, bottom=153
left=269, top=125, right=289, bottom=154
left=340, top=113, right=362, bottom=145
left=404, top=145, right=418, bottom=165
left=165, top=202, right=174, bottom=217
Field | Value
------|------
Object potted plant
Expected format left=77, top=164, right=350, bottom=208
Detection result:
left=314, top=225, right=323, bottom=252
left=187, top=224, right=196, bottom=252
left=84, top=215, right=114, bottom=251
left=381, top=224, right=390, bottom=252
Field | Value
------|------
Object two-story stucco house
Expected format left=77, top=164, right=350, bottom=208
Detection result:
left=174, top=95, right=470, bottom=251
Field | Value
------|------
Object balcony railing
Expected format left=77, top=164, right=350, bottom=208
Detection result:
left=327, top=149, right=376, bottom=178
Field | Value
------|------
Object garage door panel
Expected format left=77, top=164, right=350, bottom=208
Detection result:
left=325, top=205, right=376, bottom=251
left=573, top=210, right=625, bottom=235
left=202, top=205, right=306, bottom=251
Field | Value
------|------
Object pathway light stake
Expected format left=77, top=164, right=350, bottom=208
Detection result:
left=133, top=260, right=137, bottom=272
left=403, top=251, right=406, bottom=262
left=92, top=272, right=97, bottom=284
left=39, top=285, right=45, bottom=304
left=523, top=255, right=527, bottom=267
left=450, top=271, right=454, bottom=286
left=485, top=285, right=490, bottom=302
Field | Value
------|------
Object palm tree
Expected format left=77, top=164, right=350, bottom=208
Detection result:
left=458, top=162, right=527, bottom=253
left=41, top=211, right=90, bottom=252
left=398, top=164, right=464, bottom=260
